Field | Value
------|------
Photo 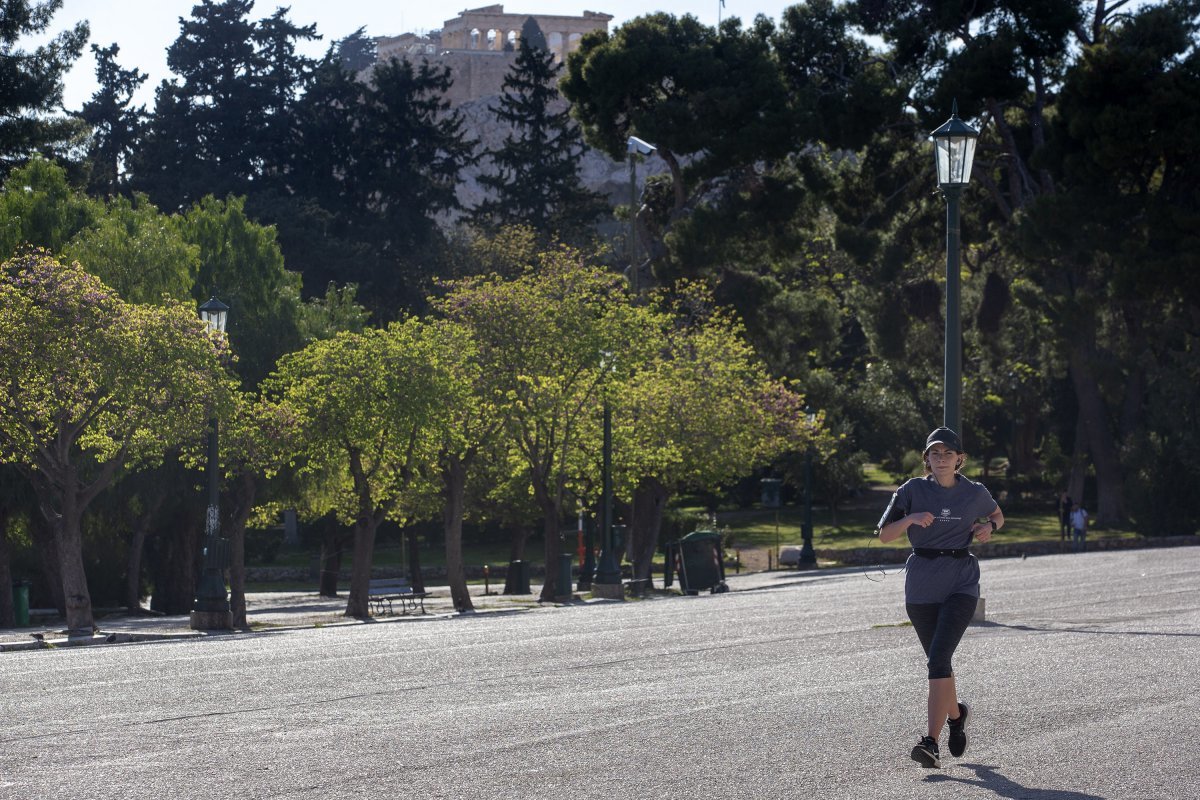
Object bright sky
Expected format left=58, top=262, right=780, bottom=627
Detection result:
left=35, top=1, right=796, bottom=111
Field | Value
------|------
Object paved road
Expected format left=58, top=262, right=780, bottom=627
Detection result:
left=1, top=547, right=1196, bottom=800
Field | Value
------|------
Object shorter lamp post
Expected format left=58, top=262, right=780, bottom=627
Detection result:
left=592, top=392, right=624, bottom=598
left=190, top=296, right=232, bottom=631
left=798, top=409, right=817, bottom=567
left=626, top=135, right=656, bottom=294
left=592, top=353, right=624, bottom=599
left=929, top=101, right=979, bottom=436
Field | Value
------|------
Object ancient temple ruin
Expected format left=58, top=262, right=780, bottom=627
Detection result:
left=374, top=5, right=612, bottom=106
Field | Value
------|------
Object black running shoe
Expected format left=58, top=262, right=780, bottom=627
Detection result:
left=947, top=702, right=969, bottom=757
left=911, top=735, right=940, bottom=768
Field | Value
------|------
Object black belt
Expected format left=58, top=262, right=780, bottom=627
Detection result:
left=913, top=548, right=970, bottom=559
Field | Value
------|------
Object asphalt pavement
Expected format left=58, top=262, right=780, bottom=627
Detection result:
left=1, top=546, right=1197, bottom=800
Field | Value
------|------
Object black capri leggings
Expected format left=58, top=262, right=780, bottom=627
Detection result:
left=906, top=593, right=978, bottom=679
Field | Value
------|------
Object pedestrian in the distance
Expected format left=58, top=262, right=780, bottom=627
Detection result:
left=877, top=426, right=1004, bottom=768
left=1070, top=503, right=1089, bottom=552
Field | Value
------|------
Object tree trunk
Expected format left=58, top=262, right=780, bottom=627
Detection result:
left=1068, top=413, right=1087, bottom=509
left=125, top=490, right=165, bottom=612
left=406, top=529, right=425, bottom=594
left=503, top=527, right=532, bottom=594
left=442, top=457, right=473, bottom=612
left=149, top=511, right=201, bottom=615
left=30, top=514, right=65, bottom=616
left=53, top=491, right=94, bottom=636
left=630, top=476, right=668, bottom=586
left=344, top=516, right=379, bottom=619
left=227, top=472, right=257, bottom=629
left=318, top=523, right=343, bottom=598
left=1070, top=342, right=1125, bottom=525
left=0, top=509, right=13, bottom=627
left=538, top=502, right=561, bottom=602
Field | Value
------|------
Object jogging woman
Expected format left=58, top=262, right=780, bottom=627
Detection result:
left=877, top=426, right=1003, bottom=768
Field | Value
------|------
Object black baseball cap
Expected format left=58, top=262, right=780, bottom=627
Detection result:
left=924, top=426, right=962, bottom=453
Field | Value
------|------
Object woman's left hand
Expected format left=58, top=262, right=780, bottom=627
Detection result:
left=973, top=523, right=993, bottom=543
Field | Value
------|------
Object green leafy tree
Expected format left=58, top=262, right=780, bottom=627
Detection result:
left=0, top=157, right=96, bottom=256
left=265, top=319, right=461, bottom=619
left=562, top=13, right=792, bottom=214
left=475, top=18, right=606, bottom=241
left=437, top=250, right=651, bottom=602
left=180, top=194, right=305, bottom=387
left=0, top=0, right=88, bottom=175
left=214, top=392, right=299, bottom=627
left=426, top=320, right=493, bottom=613
left=1012, top=0, right=1200, bottom=527
left=0, top=252, right=235, bottom=634
left=615, top=288, right=811, bottom=583
left=77, top=43, right=146, bottom=197
left=62, top=192, right=198, bottom=304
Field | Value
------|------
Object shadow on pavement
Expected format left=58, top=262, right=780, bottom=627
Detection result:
left=927, top=763, right=1105, bottom=799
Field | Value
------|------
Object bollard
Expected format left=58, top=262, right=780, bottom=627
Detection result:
left=483, top=564, right=490, bottom=596
left=768, top=550, right=773, bottom=571
left=735, top=550, right=741, bottom=574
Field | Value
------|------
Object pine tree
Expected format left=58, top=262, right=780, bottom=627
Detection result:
left=475, top=18, right=606, bottom=240
left=0, top=0, right=89, bottom=176
left=133, top=0, right=265, bottom=209
left=78, top=44, right=146, bottom=197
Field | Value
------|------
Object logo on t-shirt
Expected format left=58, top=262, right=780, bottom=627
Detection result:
left=941, top=508, right=951, bottom=517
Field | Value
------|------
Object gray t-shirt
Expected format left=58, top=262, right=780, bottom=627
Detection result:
left=884, top=475, right=998, bottom=604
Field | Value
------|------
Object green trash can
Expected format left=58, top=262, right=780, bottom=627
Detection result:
left=556, top=553, right=573, bottom=599
left=675, top=530, right=726, bottom=595
left=11, top=580, right=30, bottom=627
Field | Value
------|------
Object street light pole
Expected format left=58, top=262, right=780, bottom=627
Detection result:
left=592, top=395, right=623, bottom=599
left=929, top=101, right=979, bottom=437
left=942, top=183, right=963, bottom=435
left=799, top=409, right=816, bottom=567
left=626, top=136, right=656, bottom=295
left=191, top=296, right=232, bottom=631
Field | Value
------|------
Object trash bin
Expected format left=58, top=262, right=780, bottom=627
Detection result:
left=504, top=560, right=531, bottom=595
left=667, top=530, right=727, bottom=595
left=11, top=580, right=31, bottom=627
left=611, top=524, right=626, bottom=562
left=556, top=553, right=573, bottom=599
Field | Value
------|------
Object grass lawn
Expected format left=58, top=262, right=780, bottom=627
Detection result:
left=713, top=501, right=1140, bottom=552
left=248, top=468, right=1147, bottom=582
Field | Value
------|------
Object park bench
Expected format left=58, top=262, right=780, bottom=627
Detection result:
left=367, top=577, right=428, bottom=616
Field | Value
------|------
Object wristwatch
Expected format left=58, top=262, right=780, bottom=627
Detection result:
left=988, top=519, right=998, bottom=532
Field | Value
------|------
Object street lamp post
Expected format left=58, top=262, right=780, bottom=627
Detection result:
left=929, top=101, right=979, bottom=437
left=626, top=135, right=656, bottom=294
left=592, top=391, right=624, bottom=599
left=798, top=409, right=817, bottom=567
left=190, top=296, right=232, bottom=631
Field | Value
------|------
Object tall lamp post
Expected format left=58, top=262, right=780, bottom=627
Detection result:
left=190, top=296, right=232, bottom=631
left=592, top=353, right=624, bottom=599
left=627, top=135, right=656, bottom=294
left=929, top=101, right=979, bottom=436
left=798, top=409, right=817, bottom=567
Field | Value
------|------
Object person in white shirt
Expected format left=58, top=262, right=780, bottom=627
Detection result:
left=1070, top=503, right=1089, bottom=552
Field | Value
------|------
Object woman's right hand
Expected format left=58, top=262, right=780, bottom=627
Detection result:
left=907, top=512, right=935, bottom=528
